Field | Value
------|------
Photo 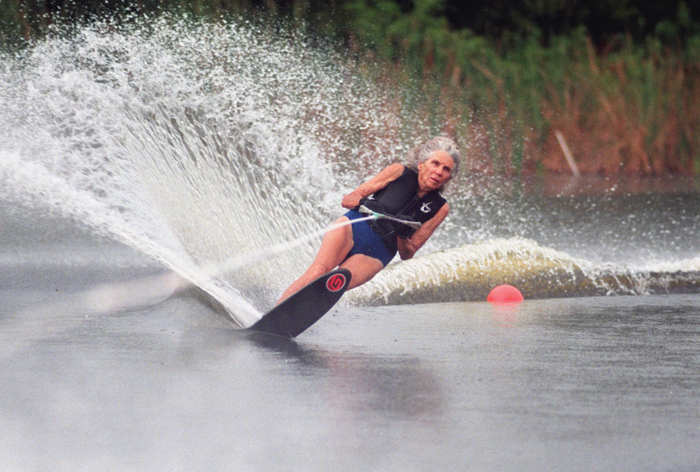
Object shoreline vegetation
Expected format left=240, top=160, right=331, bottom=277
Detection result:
left=2, top=0, right=699, bottom=175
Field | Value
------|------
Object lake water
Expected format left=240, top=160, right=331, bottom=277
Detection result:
left=1, top=251, right=699, bottom=470
left=1, top=17, right=699, bottom=471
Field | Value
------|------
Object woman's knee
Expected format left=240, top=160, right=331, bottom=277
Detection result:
left=306, top=261, right=334, bottom=278
left=341, top=255, right=384, bottom=289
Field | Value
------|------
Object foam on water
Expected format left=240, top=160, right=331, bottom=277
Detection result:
left=346, top=238, right=700, bottom=305
left=635, top=256, right=700, bottom=273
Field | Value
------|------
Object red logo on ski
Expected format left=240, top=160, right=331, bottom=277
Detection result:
left=326, top=273, right=347, bottom=292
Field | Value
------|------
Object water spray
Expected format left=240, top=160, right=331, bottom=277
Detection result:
left=205, top=206, right=423, bottom=278
left=203, top=215, right=376, bottom=278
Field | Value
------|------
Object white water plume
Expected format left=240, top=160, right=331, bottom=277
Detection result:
left=345, top=238, right=673, bottom=306
left=0, top=15, right=440, bottom=325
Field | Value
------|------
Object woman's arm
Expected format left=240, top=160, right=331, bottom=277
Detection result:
left=341, top=163, right=405, bottom=209
left=397, top=203, right=449, bottom=260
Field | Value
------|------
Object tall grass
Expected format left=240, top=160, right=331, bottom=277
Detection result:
left=347, top=25, right=700, bottom=175
left=3, top=1, right=699, bottom=174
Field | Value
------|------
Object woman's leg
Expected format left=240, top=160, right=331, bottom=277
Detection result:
left=277, top=216, right=354, bottom=304
left=340, top=254, right=385, bottom=289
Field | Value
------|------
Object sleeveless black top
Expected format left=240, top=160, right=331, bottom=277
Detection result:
left=366, top=165, right=447, bottom=253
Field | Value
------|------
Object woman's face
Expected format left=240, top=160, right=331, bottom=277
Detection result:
left=417, top=151, right=454, bottom=193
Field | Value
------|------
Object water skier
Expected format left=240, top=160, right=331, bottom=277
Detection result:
left=278, top=136, right=460, bottom=303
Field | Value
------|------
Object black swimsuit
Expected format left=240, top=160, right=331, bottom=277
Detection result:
left=343, top=166, right=447, bottom=266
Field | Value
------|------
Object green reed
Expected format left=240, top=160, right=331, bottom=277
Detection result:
left=357, top=23, right=700, bottom=175
left=3, top=0, right=699, bottom=174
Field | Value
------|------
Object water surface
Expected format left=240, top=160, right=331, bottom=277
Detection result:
left=2, top=270, right=698, bottom=471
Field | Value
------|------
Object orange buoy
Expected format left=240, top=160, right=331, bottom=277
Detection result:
left=487, top=284, right=524, bottom=304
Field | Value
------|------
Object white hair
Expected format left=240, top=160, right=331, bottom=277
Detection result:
left=406, top=136, right=461, bottom=192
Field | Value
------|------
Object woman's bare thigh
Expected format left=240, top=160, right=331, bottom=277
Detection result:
left=340, top=254, right=385, bottom=289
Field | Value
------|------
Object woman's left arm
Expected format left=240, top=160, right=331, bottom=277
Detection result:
left=397, top=203, right=450, bottom=260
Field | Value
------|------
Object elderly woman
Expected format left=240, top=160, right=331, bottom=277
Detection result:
left=278, top=136, right=460, bottom=303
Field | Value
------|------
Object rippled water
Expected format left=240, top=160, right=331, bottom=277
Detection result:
left=1, top=258, right=699, bottom=470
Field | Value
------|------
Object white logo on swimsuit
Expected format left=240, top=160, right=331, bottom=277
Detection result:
left=420, top=202, right=432, bottom=213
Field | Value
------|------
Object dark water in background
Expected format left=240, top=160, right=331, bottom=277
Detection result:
left=1, top=17, right=700, bottom=470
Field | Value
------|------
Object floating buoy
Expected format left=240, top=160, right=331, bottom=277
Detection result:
left=487, top=284, right=524, bottom=304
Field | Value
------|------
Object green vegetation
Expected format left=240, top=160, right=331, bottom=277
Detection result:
left=3, top=0, right=699, bottom=174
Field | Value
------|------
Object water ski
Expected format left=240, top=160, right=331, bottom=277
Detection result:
left=247, top=268, right=351, bottom=338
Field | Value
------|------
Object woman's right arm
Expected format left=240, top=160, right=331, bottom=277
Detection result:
left=397, top=203, right=449, bottom=260
left=341, top=163, right=404, bottom=209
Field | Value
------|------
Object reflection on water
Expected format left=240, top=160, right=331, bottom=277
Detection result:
left=244, top=332, right=444, bottom=421
left=490, top=304, right=522, bottom=328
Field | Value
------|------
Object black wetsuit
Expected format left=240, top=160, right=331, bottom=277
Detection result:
left=344, top=165, right=447, bottom=265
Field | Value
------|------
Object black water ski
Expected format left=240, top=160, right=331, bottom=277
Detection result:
left=248, top=268, right=351, bottom=338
